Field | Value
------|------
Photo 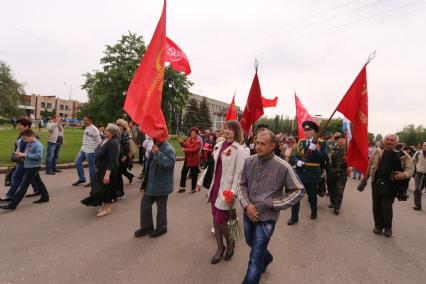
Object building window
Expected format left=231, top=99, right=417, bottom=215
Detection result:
left=59, top=113, right=63, bottom=117
left=65, top=105, right=69, bottom=111
left=214, top=114, right=224, bottom=130
left=47, top=103, right=52, bottom=109
left=64, top=114, right=68, bottom=118
left=41, top=102, right=46, bottom=108
left=60, top=105, right=64, bottom=110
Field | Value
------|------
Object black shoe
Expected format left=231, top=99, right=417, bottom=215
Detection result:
left=25, top=192, right=41, bottom=198
left=287, top=219, right=298, bottom=225
left=373, top=227, right=383, bottom=235
left=0, top=203, right=16, bottom=210
left=413, top=206, right=422, bottom=211
left=383, top=228, right=392, bottom=238
left=53, top=169, right=62, bottom=173
left=263, top=255, right=274, bottom=273
left=334, top=208, right=340, bottom=215
left=0, top=197, right=12, bottom=202
left=224, top=242, right=235, bottom=261
left=72, top=180, right=86, bottom=186
left=150, top=229, right=167, bottom=238
left=134, top=227, right=154, bottom=238
left=33, top=198, right=49, bottom=204
left=328, top=204, right=334, bottom=208
left=310, top=213, right=317, bottom=220
left=190, top=190, right=196, bottom=194
left=211, top=249, right=225, bottom=264
left=46, top=172, right=56, bottom=175
left=83, top=183, right=92, bottom=188
left=128, top=176, right=134, bottom=184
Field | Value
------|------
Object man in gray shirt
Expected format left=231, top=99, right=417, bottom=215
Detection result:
left=238, top=130, right=305, bottom=284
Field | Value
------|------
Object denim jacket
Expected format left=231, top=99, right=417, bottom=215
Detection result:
left=24, top=140, right=44, bottom=168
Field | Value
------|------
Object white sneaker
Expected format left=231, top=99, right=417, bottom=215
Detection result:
left=210, top=227, right=215, bottom=234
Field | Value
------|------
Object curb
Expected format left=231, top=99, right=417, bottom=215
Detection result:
left=0, top=157, right=185, bottom=174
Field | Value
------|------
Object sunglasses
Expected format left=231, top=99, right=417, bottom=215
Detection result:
left=304, top=128, right=313, bottom=131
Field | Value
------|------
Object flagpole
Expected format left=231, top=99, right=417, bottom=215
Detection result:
left=254, top=59, right=259, bottom=72
left=316, top=51, right=376, bottom=138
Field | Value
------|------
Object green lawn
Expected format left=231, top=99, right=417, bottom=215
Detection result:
left=0, top=128, right=183, bottom=167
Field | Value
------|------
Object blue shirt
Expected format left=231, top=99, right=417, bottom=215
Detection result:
left=24, top=139, right=44, bottom=168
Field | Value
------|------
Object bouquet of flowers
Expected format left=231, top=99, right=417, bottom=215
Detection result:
left=222, top=189, right=243, bottom=242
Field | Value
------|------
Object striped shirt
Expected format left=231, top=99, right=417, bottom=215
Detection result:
left=81, top=125, right=102, bottom=153
left=237, top=153, right=305, bottom=222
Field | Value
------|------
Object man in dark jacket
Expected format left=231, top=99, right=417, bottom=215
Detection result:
left=134, top=139, right=176, bottom=238
left=358, top=134, right=414, bottom=237
left=288, top=120, right=327, bottom=225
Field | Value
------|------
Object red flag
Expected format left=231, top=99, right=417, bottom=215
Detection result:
left=165, top=37, right=191, bottom=75
left=123, top=0, right=168, bottom=142
left=240, top=72, right=264, bottom=135
left=225, top=95, right=237, bottom=121
left=262, top=96, right=278, bottom=108
left=295, top=94, right=317, bottom=139
left=336, top=65, right=368, bottom=175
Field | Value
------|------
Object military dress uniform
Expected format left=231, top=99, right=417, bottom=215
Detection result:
left=289, top=138, right=326, bottom=223
left=326, top=144, right=348, bottom=214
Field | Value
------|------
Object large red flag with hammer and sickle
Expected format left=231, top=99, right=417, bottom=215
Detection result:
left=124, top=0, right=168, bottom=141
left=336, top=65, right=369, bottom=175
left=165, top=37, right=191, bottom=75
left=240, top=72, right=264, bottom=135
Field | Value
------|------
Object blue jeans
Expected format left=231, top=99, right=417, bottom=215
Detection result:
left=46, top=142, right=58, bottom=173
left=53, top=143, right=62, bottom=171
left=6, top=164, right=39, bottom=198
left=242, top=214, right=276, bottom=284
left=74, top=150, right=96, bottom=183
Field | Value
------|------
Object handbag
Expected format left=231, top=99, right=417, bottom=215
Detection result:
left=202, top=155, right=215, bottom=189
left=4, top=166, right=15, bottom=186
left=317, top=177, right=327, bottom=197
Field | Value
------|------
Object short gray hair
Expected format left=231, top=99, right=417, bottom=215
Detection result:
left=384, top=134, right=399, bottom=143
left=258, top=130, right=276, bottom=145
left=105, top=123, right=121, bottom=138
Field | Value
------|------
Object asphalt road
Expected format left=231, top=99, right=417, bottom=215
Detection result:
left=1, top=163, right=425, bottom=284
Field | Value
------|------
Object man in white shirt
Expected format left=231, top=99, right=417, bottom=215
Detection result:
left=72, top=115, right=102, bottom=187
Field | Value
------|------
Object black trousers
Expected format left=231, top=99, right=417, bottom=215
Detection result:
left=372, top=183, right=395, bottom=229
left=179, top=163, right=199, bottom=191
left=116, top=161, right=134, bottom=198
left=10, top=167, right=49, bottom=208
left=140, top=195, right=168, bottom=230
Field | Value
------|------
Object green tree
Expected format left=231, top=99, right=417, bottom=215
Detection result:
left=397, top=125, right=426, bottom=146
left=319, top=118, right=343, bottom=136
left=181, top=98, right=200, bottom=134
left=368, top=132, right=375, bottom=142
left=198, top=97, right=212, bottom=131
left=162, top=67, right=193, bottom=133
left=0, top=61, right=25, bottom=117
left=81, top=32, right=192, bottom=125
left=273, top=115, right=280, bottom=133
left=375, top=134, right=383, bottom=142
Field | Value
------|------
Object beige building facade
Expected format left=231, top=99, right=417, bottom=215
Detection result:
left=19, top=94, right=83, bottom=120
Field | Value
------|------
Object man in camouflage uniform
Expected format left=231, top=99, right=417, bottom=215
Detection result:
left=326, top=135, right=348, bottom=215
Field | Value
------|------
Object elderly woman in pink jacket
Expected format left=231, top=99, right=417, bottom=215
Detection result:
left=196, top=120, right=245, bottom=265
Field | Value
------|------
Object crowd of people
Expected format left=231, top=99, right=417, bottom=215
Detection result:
left=1, top=115, right=425, bottom=284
